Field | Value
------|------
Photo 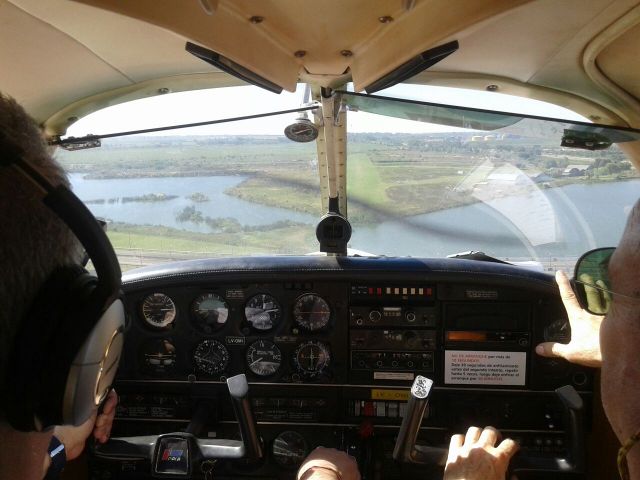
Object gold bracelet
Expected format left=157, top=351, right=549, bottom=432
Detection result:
left=618, top=430, right=640, bottom=480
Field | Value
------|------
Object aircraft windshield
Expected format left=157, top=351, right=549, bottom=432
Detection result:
left=340, top=90, right=640, bottom=269
left=55, top=85, right=640, bottom=271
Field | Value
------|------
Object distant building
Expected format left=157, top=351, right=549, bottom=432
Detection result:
left=530, top=172, right=553, bottom=183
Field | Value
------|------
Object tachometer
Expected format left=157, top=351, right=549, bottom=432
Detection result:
left=142, top=339, right=176, bottom=375
left=272, top=431, right=308, bottom=468
left=294, top=341, right=330, bottom=377
left=141, top=293, right=176, bottom=328
left=246, top=340, right=282, bottom=377
left=191, top=293, right=229, bottom=333
left=193, top=339, right=229, bottom=375
left=245, top=294, right=281, bottom=331
left=293, top=294, right=330, bottom=331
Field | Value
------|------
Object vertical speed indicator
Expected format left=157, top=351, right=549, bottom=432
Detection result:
left=246, top=340, right=282, bottom=377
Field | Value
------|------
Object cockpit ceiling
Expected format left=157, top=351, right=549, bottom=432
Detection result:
left=2, top=0, right=640, bottom=129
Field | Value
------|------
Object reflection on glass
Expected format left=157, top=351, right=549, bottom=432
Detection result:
left=575, top=247, right=615, bottom=314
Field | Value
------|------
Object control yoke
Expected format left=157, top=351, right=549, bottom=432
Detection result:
left=392, top=376, right=585, bottom=474
left=93, top=374, right=263, bottom=474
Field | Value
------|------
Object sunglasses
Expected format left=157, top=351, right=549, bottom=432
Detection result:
left=572, top=247, right=638, bottom=315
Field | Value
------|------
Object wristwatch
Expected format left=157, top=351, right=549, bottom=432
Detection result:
left=44, top=435, right=66, bottom=480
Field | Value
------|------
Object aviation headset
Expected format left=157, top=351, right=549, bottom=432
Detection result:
left=0, top=133, right=125, bottom=432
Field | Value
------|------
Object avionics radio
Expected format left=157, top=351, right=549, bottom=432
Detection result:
left=349, top=284, right=437, bottom=383
left=443, top=303, right=530, bottom=387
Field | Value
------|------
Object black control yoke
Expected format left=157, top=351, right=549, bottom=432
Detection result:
left=392, top=376, right=585, bottom=474
left=93, top=374, right=263, bottom=469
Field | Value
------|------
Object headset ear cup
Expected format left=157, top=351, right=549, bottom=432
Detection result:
left=4, top=265, right=89, bottom=430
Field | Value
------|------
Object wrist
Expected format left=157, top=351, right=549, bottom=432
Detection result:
left=44, top=435, right=66, bottom=480
left=299, top=466, right=341, bottom=480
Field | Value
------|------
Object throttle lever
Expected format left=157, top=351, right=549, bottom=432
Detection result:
left=392, top=376, right=447, bottom=466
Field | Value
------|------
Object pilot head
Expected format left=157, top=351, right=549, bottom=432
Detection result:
left=0, top=94, right=83, bottom=393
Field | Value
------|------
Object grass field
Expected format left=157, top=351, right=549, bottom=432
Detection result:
left=107, top=222, right=317, bottom=257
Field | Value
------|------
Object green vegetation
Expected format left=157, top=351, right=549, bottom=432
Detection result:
left=57, top=133, right=638, bottom=233
left=85, top=193, right=177, bottom=204
left=188, top=192, right=210, bottom=202
left=225, top=172, right=321, bottom=216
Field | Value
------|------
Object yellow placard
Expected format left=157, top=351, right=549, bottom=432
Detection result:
left=371, top=389, right=409, bottom=401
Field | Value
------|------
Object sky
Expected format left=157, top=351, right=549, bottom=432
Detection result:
left=65, top=83, right=588, bottom=138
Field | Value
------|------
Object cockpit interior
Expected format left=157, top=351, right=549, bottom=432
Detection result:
left=3, top=1, right=640, bottom=479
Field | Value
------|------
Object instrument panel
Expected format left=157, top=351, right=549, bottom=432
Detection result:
left=96, top=256, right=595, bottom=479
left=121, top=281, right=345, bottom=384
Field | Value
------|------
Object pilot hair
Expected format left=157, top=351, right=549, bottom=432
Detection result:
left=0, top=93, right=82, bottom=395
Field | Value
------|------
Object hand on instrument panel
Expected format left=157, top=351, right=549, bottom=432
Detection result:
left=444, top=426, right=518, bottom=480
left=535, top=270, right=602, bottom=367
left=297, top=447, right=361, bottom=480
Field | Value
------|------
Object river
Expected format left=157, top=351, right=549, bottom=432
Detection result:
left=69, top=174, right=318, bottom=232
left=69, top=174, right=639, bottom=259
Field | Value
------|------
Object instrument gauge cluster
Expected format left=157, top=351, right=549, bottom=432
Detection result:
left=130, top=284, right=342, bottom=383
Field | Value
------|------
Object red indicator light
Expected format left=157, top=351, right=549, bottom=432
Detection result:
left=364, top=402, right=375, bottom=416
left=368, top=287, right=374, bottom=295
left=426, top=288, right=432, bottom=296
left=377, top=288, right=382, bottom=295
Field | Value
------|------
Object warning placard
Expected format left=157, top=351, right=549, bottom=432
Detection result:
left=444, top=350, right=526, bottom=386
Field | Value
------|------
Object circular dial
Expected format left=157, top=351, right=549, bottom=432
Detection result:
left=293, top=294, right=331, bottom=331
left=245, top=294, right=281, bottom=331
left=272, top=431, right=308, bottom=468
left=246, top=340, right=282, bottom=377
left=294, top=341, right=330, bottom=377
left=284, top=119, right=319, bottom=143
left=142, top=339, right=176, bottom=375
left=193, top=339, right=229, bottom=375
left=141, top=293, right=176, bottom=328
left=191, top=293, right=229, bottom=333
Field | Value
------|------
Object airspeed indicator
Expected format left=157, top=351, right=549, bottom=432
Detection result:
left=141, top=293, right=176, bottom=328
